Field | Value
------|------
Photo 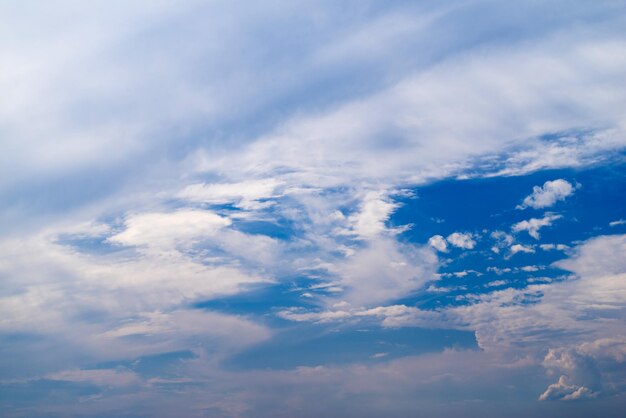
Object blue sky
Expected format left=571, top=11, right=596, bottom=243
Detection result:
left=1, top=1, right=626, bottom=417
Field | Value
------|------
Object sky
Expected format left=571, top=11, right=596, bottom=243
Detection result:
left=1, top=1, right=626, bottom=417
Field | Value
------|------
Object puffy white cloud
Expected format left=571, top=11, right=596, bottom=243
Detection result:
left=446, top=232, right=476, bottom=249
left=428, top=235, right=448, bottom=252
left=345, top=191, right=400, bottom=239
left=452, top=236, right=626, bottom=352
left=447, top=234, right=626, bottom=400
left=511, top=213, right=562, bottom=239
left=610, top=219, right=626, bottom=227
left=539, top=375, right=597, bottom=401
left=108, top=209, right=231, bottom=250
left=517, top=179, right=577, bottom=209
left=333, top=238, right=438, bottom=306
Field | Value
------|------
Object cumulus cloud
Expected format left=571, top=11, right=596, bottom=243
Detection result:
left=539, top=375, right=597, bottom=401
left=517, top=179, right=577, bottom=209
left=446, top=232, right=476, bottom=249
left=511, top=213, right=562, bottom=239
left=520, top=265, right=543, bottom=272
left=333, top=238, right=438, bottom=306
left=428, top=235, right=448, bottom=252
left=108, top=209, right=231, bottom=250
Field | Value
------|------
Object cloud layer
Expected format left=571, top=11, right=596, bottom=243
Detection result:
left=1, top=1, right=626, bottom=417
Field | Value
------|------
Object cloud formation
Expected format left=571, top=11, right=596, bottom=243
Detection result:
left=517, top=179, right=577, bottom=209
left=428, top=235, right=448, bottom=252
left=539, top=375, right=597, bottom=401
left=512, top=213, right=562, bottom=239
left=446, top=232, right=477, bottom=249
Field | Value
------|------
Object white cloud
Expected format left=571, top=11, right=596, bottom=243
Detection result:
left=277, top=235, right=617, bottom=368
left=428, top=235, right=448, bottom=252
left=610, top=219, right=626, bottom=227
left=345, top=191, right=400, bottom=239
left=485, top=280, right=507, bottom=288
left=517, top=179, right=577, bottom=209
left=446, top=232, right=476, bottom=249
left=194, top=29, right=626, bottom=195
left=481, top=129, right=626, bottom=178
left=277, top=232, right=626, bottom=402
left=448, top=234, right=626, bottom=398
left=333, top=238, right=438, bottom=306
left=108, top=209, right=231, bottom=250
left=0, top=211, right=276, bottom=366
left=178, top=179, right=284, bottom=210
left=555, top=233, right=626, bottom=280
left=511, top=213, right=562, bottom=239
left=539, top=375, right=597, bottom=401
left=277, top=304, right=442, bottom=329
left=490, top=230, right=514, bottom=254
left=520, top=265, right=544, bottom=272
left=539, top=243, right=569, bottom=251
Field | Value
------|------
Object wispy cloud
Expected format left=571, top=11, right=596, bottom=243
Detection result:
left=512, top=213, right=562, bottom=239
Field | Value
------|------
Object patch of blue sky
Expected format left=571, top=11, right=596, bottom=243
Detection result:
left=193, top=280, right=321, bottom=320
left=0, top=333, right=50, bottom=379
left=55, top=234, right=127, bottom=255
left=226, top=323, right=477, bottom=371
left=230, top=219, right=295, bottom=241
left=389, top=160, right=626, bottom=309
